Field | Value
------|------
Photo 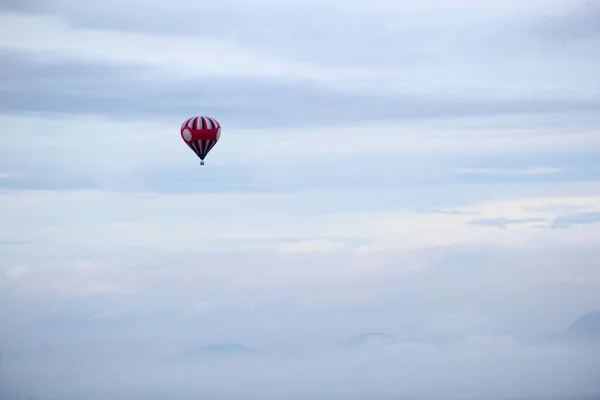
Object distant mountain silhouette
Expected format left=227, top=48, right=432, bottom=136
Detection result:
left=169, top=343, right=258, bottom=361
left=564, top=311, right=600, bottom=341
left=340, top=332, right=397, bottom=348
left=540, top=310, right=600, bottom=344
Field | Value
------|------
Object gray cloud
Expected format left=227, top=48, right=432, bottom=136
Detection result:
left=2, top=52, right=599, bottom=129
left=551, top=212, right=600, bottom=229
left=16, top=0, right=420, bottom=68
left=6, top=1, right=600, bottom=64
left=536, top=0, right=600, bottom=40
left=0, top=0, right=38, bottom=12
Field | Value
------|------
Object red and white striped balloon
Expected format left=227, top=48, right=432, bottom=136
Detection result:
left=180, top=116, right=222, bottom=165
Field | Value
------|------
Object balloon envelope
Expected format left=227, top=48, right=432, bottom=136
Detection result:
left=180, top=116, right=221, bottom=164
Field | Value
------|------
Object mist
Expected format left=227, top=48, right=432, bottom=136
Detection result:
left=2, top=245, right=600, bottom=399
left=3, top=336, right=600, bottom=400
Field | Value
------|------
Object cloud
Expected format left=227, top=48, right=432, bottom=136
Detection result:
left=0, top=171, right=17, bottom=179
left=2, top=2, right=600, bottom=399
left=278, top=239, right=346, bottom=254
left=4, top=266, right=28, bottom=278
left=3, top=247, right=600, bottom=399
left=2, top=1, right=599, bottom=100
left=3, top=261, right=130, bottom=298
left=469, top=217, right=546, bottom=229
left=2, top=51, right=600, bottom=130
left=535, top=0, right=600, bottom=41
left=6, top=1, right=598, bottom=75
left=1, top=110, right=600, bottom=199
left=551, top=211, right=600, bottom=229
left=0, top=11, right=318, bottom=80
left=2, top=201, right=600, bottom=399
left=456, top=166, right=563, bottom=176
left=1, top=189, right=598, bottom=261
left=2, top=235, right=599, bottom=332
left=2, top=2, right=600, bottom=197
left=1, top=189, right=600, bottom=264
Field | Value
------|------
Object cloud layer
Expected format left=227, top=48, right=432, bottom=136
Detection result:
left=1, top=1, right=600, bottom=399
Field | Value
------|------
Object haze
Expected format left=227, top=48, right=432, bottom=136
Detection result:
left=1, top=0, right=600, bottom=399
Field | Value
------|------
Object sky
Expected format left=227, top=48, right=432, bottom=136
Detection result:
left=1, top=0, right=600, bottom=399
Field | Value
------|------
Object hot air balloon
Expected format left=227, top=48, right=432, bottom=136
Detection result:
left=180, top=116, right=222, bottom=165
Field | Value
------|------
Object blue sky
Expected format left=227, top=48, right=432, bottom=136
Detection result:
left=1, top=1, right=600, bottom=398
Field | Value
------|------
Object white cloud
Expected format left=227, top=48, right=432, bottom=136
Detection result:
left=3, top=261, right=129, bottom=298
left=1, top=187, right=599, bottom=262
left=353, top=194, right=600, bottom=253
left=279, top=239, right=346, bottom=254
left=5, top=266, right=29, bottom=278
left=0, top=172, right=17, bottom=179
